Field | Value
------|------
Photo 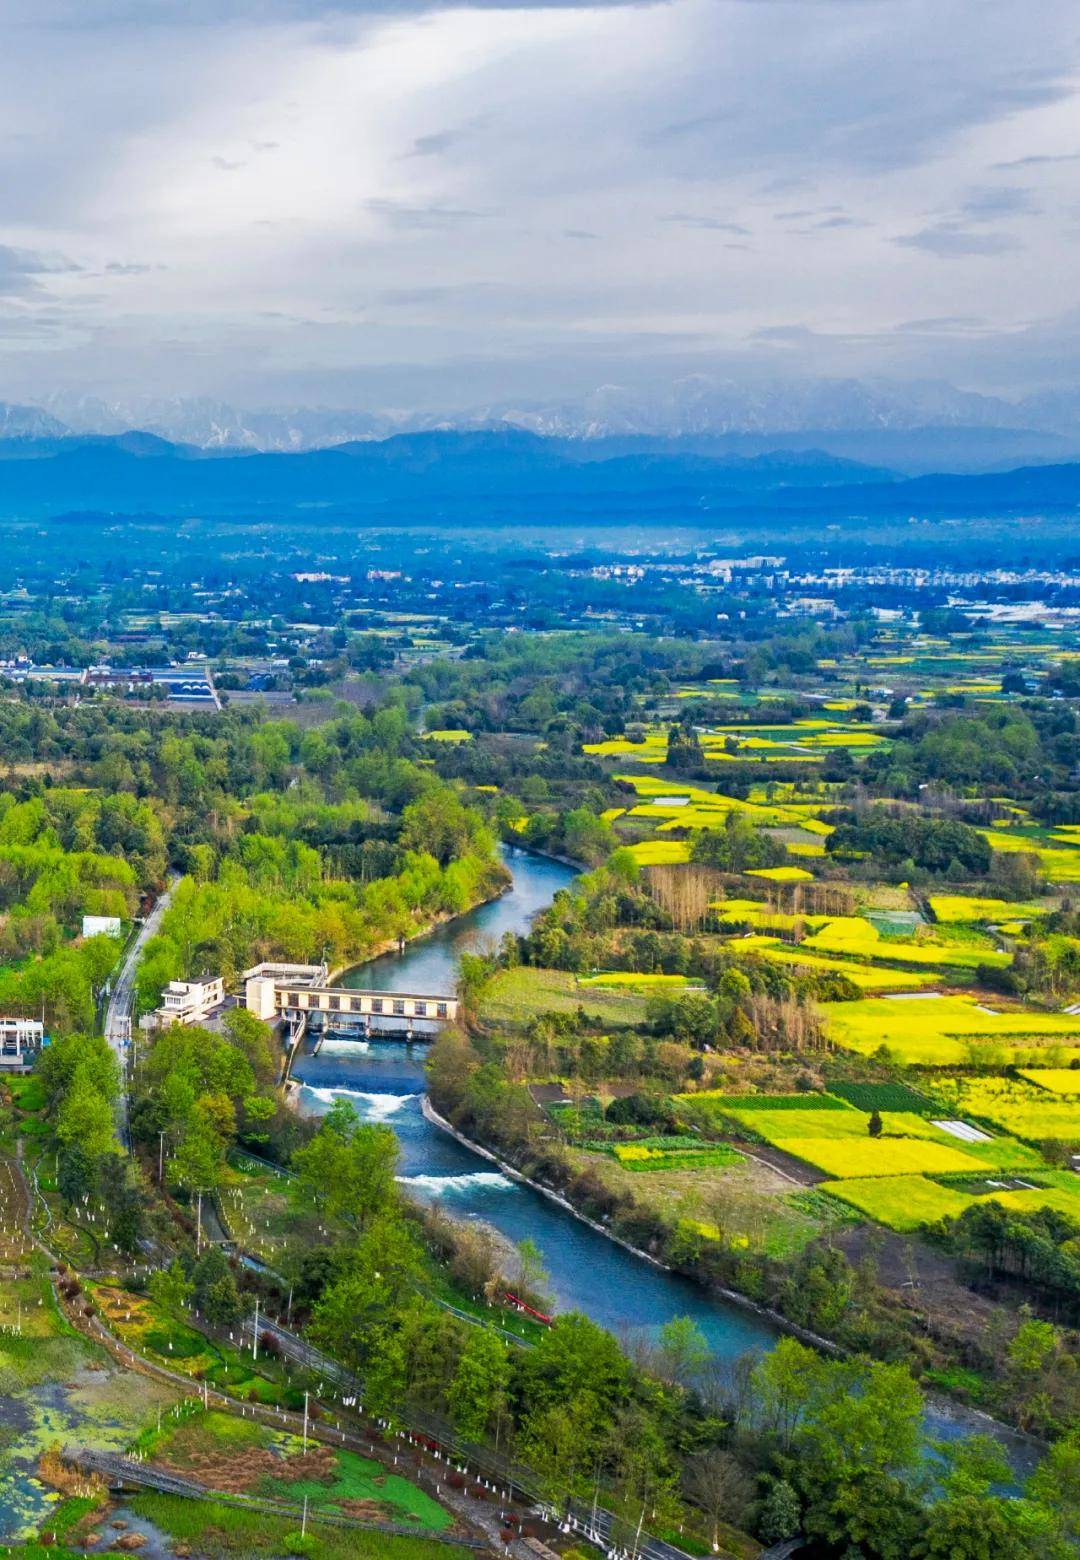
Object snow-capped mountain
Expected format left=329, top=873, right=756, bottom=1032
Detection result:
left=6, top=375, right=1080, bottom=457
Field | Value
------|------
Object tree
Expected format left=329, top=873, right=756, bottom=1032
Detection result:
left=656, top=1316, right=710, bottom=1387
left=291, top=1104, right=398, bottom=1234
left=57, top=1143, right=94, bottom=1208
left=794, top=1359, right=924, bottom=1557
left=683, top=1449, right=752, bottom=1550
left=521, top=1397, right=599, bottom=1506
left=918, top=1494, right=1032, bottom=1560
left=513, top=1237, right=552, bottom=1310
left=223, top=1007, right=278, bottom=1086
left=149, top=1258, right=194, bottom=1318
left=521, top=1313, right=630, bottom=1421
left=450, top=1326, right=510, bottom=1442
left=868, top=1108, right=883, bottom=1138
left=751, top=1337, right=828, bottom=1453
left=170, top=1124, right=225, bottom=1196
left=38, top=1032, right=120, bottom=1110
left=56, top=1072, right=116, bottom=1158
left=759, top=1478, right=801, bottom=1544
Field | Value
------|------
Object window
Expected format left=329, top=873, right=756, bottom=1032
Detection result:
left=393, top=999, right=406, bottom=1016
left=329, top=996, right=340, bottom=1011
left=372, top=998, right=383, bottom=1014
left=288, top=993, right=299, bottom=1007
left=436, top=1003, right=448, bottom=1019
left=414, top=1001, right=427, bottom=1017
left=350, top=998, right=362, bottom=1013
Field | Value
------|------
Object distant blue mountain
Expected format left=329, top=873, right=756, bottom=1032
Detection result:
left=0, top=425, right=1076, bottom=524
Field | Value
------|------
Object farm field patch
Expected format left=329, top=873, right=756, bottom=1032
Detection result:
left=778, top=1136, right=984, bottom=1178
left=821, top=993, right=1080, bottom=1065
left=936, top=1075, right=1080, bottom=1143
left=736, top=938, right=935, bottom=990
left=927, top=895, right=1045, bottom=924
left=480, top=965, right=650, bottom=1029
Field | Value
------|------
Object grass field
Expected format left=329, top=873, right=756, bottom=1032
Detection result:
left=577, top=972, right=695, bottom=990
left=626, top=840, right=692, bottom=866
left=565, top=1144, right=848, bottom=1257
left=92, top=1286, right=298, bottom=1410
left=803, top=917, right=1010, bottom=970
left=1019, top=1068, right=1080, bottom=1095
left=819, top=1174, right=976, bottom=1231
left=128, top=1492, right=472, bottom=1560
left=136, top=1408, right=449, bottom=1530
left=480, top=966, right=650, bottom=1029
left=610, top=1142, right=744, bottom=1172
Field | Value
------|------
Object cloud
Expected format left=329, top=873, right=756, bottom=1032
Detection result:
left=364, top=198, right=486, bottom=229
left=404, top=123, right=482, bottom=157
left=894, top=224, right=1021, bottom=258
left=991, top=151, right=1080, bottom=169
left=0, top=0, right=1078, bottom=408
left=661, top=213, right=749, bottom=234
left=892, top=315, right=989, bottom=334
left=959, top=185, right=1038, bottom=219
left=0, top=245, right=80, bottom=294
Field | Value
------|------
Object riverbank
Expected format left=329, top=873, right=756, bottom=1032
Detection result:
left=420, top=1094, right=843, bottom=1353
left=326, top=867, right=513, bottom=987
left=421, top=1096, right=1043, bottom=1467
left=285, top=843, right=1043, bottom=1475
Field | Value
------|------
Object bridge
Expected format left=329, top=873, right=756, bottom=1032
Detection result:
left=244, top=961, right=458, bottom=1039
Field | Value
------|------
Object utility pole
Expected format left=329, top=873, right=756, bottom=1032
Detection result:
left=286, top=1285, right=293, bottom=1324
left=158, top=1130, right=165, bottom=1183
left=196, top=1191, right=202, bottom=1254
left=303, top=1389, right=309, bottom=1449
left=252, top=1296, right=259, bottom=1360
left=301, top=1495, right=308, bottom=1538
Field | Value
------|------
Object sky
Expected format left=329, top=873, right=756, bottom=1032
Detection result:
left=2, top=0, right=1080, bottom=415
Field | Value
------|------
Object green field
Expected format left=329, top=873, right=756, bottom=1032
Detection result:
left=480, top=965, right=650, bottom=1028
left=128, top=1492, right=471, bottom=1560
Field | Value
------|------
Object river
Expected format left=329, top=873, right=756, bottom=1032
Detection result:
left=291, top=844, right=1038, bottom=1473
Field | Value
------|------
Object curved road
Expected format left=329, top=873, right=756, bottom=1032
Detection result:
left=104, top=875, right=177, bottom=1144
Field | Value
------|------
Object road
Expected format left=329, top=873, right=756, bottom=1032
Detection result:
left=104, top=874, right=177, bottom=1143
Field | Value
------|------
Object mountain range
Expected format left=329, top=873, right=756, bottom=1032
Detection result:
left=4, top=375, right=1080, bottom=473
left=1, top=424, right=1080, bottom=529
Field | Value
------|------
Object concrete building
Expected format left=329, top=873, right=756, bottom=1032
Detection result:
left=243, top=961, right=327, bottom=1020
left=152, top=976, right=225, bottom=1029
left=82, top=914, right=123, bottom=939
left=0, top=1017, right=44, bottom=1068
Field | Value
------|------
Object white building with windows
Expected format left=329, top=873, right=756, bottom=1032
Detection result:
left=152, top=976, right=225, bottom=1029
left=0, top=1017, right=44, bottom=1067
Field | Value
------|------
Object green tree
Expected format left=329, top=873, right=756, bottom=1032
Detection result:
left=450, top=1326, right=510, bottom=1442
left=656, top=1316, right=710, bottom=1387
left=56, top=1070, right=116, bottom=1158
left=149, top=1258, right=194, bottom=1318
left=57, top=1143, right=94, bottom=1208
left=291, top=1102, right=398, bottom=1235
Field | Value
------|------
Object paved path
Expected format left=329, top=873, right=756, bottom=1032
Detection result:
left=104, top=876, right=178, bottom=1144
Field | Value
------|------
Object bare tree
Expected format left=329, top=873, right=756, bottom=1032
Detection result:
left=683, top=1449, right=753, bottom=1550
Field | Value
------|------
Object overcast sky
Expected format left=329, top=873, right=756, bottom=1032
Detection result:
left=2, top=0, right=1080, bottom=413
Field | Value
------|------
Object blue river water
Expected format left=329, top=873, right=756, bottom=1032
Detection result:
left=291, top=844, right=1038, bottom=1473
